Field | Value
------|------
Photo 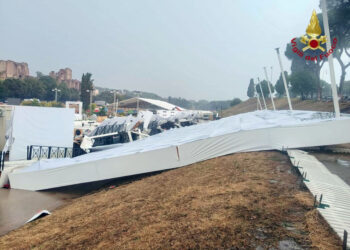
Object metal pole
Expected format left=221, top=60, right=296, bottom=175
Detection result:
left=321, top=0, right=340, bottom=118
left=136, top=94, right=139, bottom=114
left=257, top=77, right=267, bottom=110
left=90, top=90, right=93, bottom=115
left=264, top=67, right=276, bottom=110
left=254, top=81, right=263, bottom=110
left=113, top=91, right=116, bottom=116
left=52, top=88, right=60, bottom=102
left=275, top=48, right=293, bottom=111
left=116, top=98, right=119, bottom=116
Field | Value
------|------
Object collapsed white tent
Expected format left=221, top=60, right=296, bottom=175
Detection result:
left=8, top=110, right=350, bottom=191
left=6, top=106, right=75, bottom=161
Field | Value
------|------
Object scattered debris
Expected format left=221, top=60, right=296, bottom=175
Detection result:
left=26, top=210, right=51, bottom=223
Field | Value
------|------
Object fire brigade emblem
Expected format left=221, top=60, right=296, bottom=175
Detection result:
left=300, top=10, right=326, bottom=52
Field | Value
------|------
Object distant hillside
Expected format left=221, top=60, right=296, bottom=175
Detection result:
left=223, top=98, right=350, bottom=117
left=95, top=86, right=236, bottom=111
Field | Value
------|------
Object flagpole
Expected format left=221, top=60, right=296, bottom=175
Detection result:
left=257, top=77, right=267, bottom=110
left=320, top=0, right=340, bottom=118
left=275, top=48, right=293, bottom=111
left=254, top=80, right=263, bottom=110
left=264, top=67, right=276, bottom=110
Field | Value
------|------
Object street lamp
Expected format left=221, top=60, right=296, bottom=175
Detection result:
left=86, top=88, right=94, bottom=114
left=110, top=90, right=120, bottom=116
left=52, top=88, right=61, bottom=102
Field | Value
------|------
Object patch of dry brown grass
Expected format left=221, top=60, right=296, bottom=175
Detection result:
left=0, top=152, right=342, bottom=249
left=223, top=98, right=350, bottom=117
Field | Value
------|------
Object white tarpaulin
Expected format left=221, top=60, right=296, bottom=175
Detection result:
left=8, top=110, right=350, bottom=191
left=8, top=106, right=75, bottom=161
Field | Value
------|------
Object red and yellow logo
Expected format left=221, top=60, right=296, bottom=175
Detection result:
left=300, top=10, right=326, bottom=52
left=290, top=10, right=337, bottom=61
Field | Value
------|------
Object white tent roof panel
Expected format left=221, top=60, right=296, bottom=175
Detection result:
left=8, top=110, right=350, bottom=190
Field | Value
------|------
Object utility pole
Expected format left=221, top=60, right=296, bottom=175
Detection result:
left=275, top=48, right=293, bottom=111
left=110, top=90, right=120, bottom=116
left=321, top=0, right=340, bottom=118
left=257, top=77, right=267, bottom=110
left=264, top=67, right=276, bottom=110
left=52, top=88, right=61, bottom=102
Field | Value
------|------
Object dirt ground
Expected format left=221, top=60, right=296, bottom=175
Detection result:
left=0, top=151, right=342, bottom=249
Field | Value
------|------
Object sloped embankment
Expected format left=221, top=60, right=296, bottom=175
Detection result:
left=0, top=152, right=342, bottom=249
left=223, top=98, right=350, bottom=117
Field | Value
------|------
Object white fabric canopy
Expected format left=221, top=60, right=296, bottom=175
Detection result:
left=9, top=110, right=350, bottom=190
left=8, top=106, right=75, bottom=161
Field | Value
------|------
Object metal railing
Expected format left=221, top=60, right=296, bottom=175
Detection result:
left=27, top=145, right=86, bottom=160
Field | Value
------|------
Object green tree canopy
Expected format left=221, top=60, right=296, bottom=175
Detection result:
left=80, top=73, right=94, bottom=110
left=275, top=71, right=289, bottom=97
left=256, top=80, right=274, bottom=97
left=319, top=0, right=350, bottom=94
left=247, top=79, right=255, bottom=98
left=230, top=98, right=242, bottom=107
left=290, top=71, right=318, bottom=99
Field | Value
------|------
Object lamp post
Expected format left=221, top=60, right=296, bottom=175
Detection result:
left=275, top=48, right=293, bottom=111
left=110, top=90, right=120, bottom=116
left=52, top=88, right=61, bottom=102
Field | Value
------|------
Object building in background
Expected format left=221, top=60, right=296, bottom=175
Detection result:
left=0, top=60, right=29, bottom=80
left=49, top=68, right=81, bottom=91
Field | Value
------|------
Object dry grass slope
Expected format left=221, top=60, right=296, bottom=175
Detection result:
left=223, top=98, right=350, bottom=117
left=0, top=152, right=341, bottom=249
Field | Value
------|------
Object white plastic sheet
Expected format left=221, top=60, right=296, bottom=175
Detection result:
left=9, top=110, right=350, bottom=190
left=9, top=106, right=75, bottom=161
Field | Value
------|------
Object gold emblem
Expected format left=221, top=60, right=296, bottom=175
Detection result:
left=300, top=10, right=326, bottom=52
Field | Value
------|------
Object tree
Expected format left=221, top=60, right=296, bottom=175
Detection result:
left=69, top=88, right=80, bottom=101
left=57, top=82, right=70, bottom=102
left=256, top=80, right=274, bottom=97
left=320, top=80, right=332, bottom=97
left=343, top=80, right=350, bottom=96
left=275, top=71, right=289, bottom=98
left=95, top=91, right=114, bottom=104
left=285, top=40, right=324, bottom=99
left=98, top=106, right=107, bottom=116
left=247, top=79, right=255, bottom=98
left=230, top=98, right=242, bottom=107
left=3, top=78, right=26, bottom=98
left=35, top=75, right=59, bottom=101
left=319, top=1, right=350, bottom=94
left=80, top=73, right=94, bottom=110
left=0, top=80, right=5, bottom=101
left=23, top=77, right=46, bottom=100
left=290, top=71, right=318, bottom=99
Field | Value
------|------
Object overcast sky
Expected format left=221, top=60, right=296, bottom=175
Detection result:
left=0, top=0, right=348, bottom=101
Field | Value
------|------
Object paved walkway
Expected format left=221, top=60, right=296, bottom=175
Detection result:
left=0, top=189, right=76, bottom=236
left=312, top=152, right=350, bottom=186
left=288, top=150, right=350, bottom=248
